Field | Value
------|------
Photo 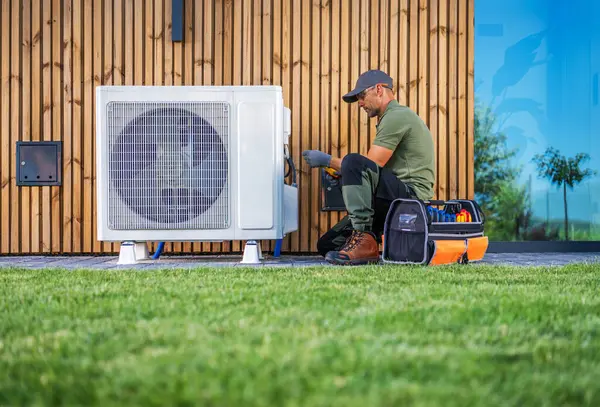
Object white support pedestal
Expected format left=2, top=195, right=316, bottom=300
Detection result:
left=118, top=241, right=150, bottom=265
left=240, top=240, right=263, bottom=264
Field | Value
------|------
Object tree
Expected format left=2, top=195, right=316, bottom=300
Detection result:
left=474, top=102, right=520, bottom=211
left=484, top=182, right=533, bottom=241
left=473, top=101, right=534, bottom=240
left=532, top=147, right=597, bottom=241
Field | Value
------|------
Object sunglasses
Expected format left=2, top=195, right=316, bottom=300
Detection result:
left=357, top=84, right=391, bottom=100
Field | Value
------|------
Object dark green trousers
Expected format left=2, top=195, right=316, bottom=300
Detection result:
left=316, top=153, right=416, bottom=257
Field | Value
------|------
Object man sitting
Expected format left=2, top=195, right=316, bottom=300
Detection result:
left=302, top=69, right=436, bottom=265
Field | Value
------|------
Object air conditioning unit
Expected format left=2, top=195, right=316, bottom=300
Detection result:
left=95, top=85, right=298, bottom=264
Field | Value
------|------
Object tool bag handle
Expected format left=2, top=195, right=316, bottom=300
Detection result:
left=423, top=200, right=447, bottom=205
left=471, top=200, right=486, bottom=224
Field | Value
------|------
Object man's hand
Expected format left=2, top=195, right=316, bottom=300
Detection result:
left=302, top=150, right=331, bottom=168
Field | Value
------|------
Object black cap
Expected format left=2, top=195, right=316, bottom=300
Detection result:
left=342, top=70, right=393, bottom=103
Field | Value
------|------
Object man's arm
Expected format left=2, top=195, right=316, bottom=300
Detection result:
left=323, top=145, right=393, bottom=172
left=328, top=156, right=342, bottom=171
left=366, top=145, right=394, bottom=167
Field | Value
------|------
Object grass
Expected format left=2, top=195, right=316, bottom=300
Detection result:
left=1, top=263, right=600, bottom=406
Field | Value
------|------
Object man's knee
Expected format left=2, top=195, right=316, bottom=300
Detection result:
left=340, top=153, right=377, bottom=185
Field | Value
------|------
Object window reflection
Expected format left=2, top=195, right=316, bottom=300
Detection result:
left=474, top=0, right=600, bottom=241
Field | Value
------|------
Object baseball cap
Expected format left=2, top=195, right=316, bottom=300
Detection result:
left=342, top=69, right=393, bottom=103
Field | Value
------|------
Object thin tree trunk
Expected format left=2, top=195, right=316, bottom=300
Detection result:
left=563, top=183, right=569, bottom=241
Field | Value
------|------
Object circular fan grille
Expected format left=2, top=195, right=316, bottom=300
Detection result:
left=109, top=106, right=228, bottom=226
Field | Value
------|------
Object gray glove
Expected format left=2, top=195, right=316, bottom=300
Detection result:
left=302, top=150, right=331, bottom=168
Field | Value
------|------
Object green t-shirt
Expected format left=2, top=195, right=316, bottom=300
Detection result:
left=373, top=100, right=435, bottom=200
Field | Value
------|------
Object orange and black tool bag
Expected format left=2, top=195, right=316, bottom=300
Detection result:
left=381, top=199, right=488, bottom=265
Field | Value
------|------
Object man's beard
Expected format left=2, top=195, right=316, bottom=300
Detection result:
left=364, top=107, right=379, bottom=118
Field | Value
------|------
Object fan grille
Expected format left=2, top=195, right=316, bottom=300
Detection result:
left=106, top=101, right=229, bottom=230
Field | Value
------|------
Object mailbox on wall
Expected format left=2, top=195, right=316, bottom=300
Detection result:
left=16, top=141, right=62, bottom=186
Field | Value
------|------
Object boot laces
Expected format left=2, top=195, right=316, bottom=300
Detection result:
left=341, top=231, right=364, bottom=252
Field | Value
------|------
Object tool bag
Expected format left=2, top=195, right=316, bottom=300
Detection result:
left=381, top=199, right=488, bottom=265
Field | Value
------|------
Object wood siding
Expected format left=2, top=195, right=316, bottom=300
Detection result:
left=0, top=0, right=474, bottom=254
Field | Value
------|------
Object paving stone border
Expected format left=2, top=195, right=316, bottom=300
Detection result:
left=0, top=252, right=599, bottom=270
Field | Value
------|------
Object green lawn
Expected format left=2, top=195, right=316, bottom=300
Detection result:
left=1, top=264, right=600, bottom=406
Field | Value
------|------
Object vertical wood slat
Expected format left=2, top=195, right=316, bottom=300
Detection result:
left=11, top=0, right=21, bottom=254
left=418, top=0, right=429, bottom=125
left=280, top=0, right=292, bottom=252
left=399, top=0, right=409, bottom=106
left=271, top=0, right=282, bottom=252
left=42, top=0, right=52, bottom=252
left=367, top=0, right=377, bottom=150
left=448, top=0, right=458, bottom=199
left=51, top=0, right=62, bottom=253
left=72, top=0, right=82, bottom=253
left=62, top=0, right=72, bottom=253
left=0, top=0, right=474, bottom=255
left=101, top=0, right=111, bottom=254
left=310, top=0, right=320, bottom=253
left=338, top=0, right=350, bottom=233
left=290, top=0, right=301, bottom=253
left=1, top=0, right=11, bottom=253
left=458, top=0, right=467, bottom=200
left=300, top=0, right=310, bottom=253
left=438, top=0, right=448, bottom=200
left=429, top=0, right=438, bottom=200
left=358, top=0, right=368, bottom=157
left=349, top=0, right=359, bottom=172
left=31, top=0, right=42, bottom=253
left=467, top=0, right=475, bottom=199
left=318, top=0, right=330, bottom=250
left=83, top=0, right=93, bottom=253
left=91, top=0, right=102, bottom=253
left=124, top=2, right=133, bottom=85
left=22, top=0, right=31, bottom=253
left=329, top=0, right=340, bottom=234
left=164, top=0, right=172, bottom=88
left=409, top=0, right=418, bottom=112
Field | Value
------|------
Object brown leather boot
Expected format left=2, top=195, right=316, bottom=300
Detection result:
left=325, top=230, right=380, bottom=265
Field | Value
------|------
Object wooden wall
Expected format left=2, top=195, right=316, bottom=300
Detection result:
left=0, top=0, right=474, bottom=255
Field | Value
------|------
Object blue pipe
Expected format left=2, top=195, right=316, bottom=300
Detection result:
left=274, top=239, right=282, bottom=258
left=152, top=242, right=165, bottom=259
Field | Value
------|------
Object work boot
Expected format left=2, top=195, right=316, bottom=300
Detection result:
left=325, top=230, right=380, bottom=266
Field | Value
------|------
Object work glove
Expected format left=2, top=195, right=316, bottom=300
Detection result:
left=302, top=150, right=331, bottom=168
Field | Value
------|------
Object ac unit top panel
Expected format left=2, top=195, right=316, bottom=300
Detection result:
left=96, top=85, right=284, bottom=93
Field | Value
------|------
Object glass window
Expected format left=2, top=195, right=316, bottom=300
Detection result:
left=474, top=0, right=600, bottom=241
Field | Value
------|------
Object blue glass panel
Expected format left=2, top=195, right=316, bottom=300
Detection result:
left=474, top=0, right=600, bottom=241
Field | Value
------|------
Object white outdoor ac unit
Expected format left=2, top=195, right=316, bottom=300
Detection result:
left=95, top=85, right=298, bottom=263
